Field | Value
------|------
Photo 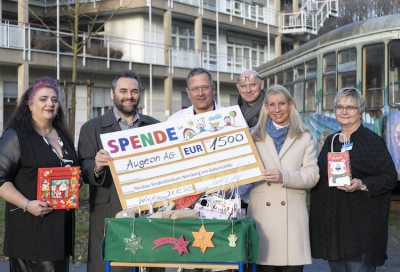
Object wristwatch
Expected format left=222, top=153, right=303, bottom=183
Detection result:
left=359, top=180, right=367, bottom=191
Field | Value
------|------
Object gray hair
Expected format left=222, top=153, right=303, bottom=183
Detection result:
left=186, top=67, right=213, bottom=87
left=334, top=87, right=365, bottom=115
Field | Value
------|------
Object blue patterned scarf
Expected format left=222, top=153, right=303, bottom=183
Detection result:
left=266, top=118, right=289, bottom=154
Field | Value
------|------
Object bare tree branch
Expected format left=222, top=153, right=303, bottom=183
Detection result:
left=28, top=0, right=133, bottom=136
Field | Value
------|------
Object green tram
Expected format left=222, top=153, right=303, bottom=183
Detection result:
left=257, top=14, right=400, bottom=180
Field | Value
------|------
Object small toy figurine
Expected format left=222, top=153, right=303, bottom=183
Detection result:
left=228, top=234, right=237, bottom=247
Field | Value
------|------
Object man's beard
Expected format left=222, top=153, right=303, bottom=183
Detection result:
left=114, top=97, right=139, bottom=115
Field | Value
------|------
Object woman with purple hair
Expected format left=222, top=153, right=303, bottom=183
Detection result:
left=0, top=76, right=78, bottom=272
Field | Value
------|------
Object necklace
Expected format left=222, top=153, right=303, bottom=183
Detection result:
left=38, top=127, right=54, bottom=140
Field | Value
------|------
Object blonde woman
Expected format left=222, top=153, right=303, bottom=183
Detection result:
left=248, top=85, right=319, bottom=272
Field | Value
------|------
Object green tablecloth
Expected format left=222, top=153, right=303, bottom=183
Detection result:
left=104, top=216, right=259, bottom=263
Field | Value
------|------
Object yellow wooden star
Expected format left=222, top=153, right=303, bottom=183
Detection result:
left=192, top=225, right=214, bottom=253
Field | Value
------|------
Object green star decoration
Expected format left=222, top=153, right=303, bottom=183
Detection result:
left=124, top=233, right=143, bottom=255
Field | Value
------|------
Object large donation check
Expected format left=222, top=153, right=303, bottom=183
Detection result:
left=100, top=105, right=264, bottom=211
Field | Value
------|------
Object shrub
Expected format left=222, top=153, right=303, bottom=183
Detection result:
left=87, top=44, right=123, bottom=59
left=31, top=35, right=69, bottom=52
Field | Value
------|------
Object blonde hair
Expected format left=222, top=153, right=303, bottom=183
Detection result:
left=252, top=84, right=308, bottom=142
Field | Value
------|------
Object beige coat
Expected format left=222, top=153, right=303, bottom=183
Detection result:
left=248, top=131, right=319, bottom=266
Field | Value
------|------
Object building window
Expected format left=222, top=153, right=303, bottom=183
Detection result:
left=171, top=25, right=195, bottom=50
left=204, top=0, right=216, bottom=9
left=182, top=92, right=191, bottom=109
left=203, top=33, right=217, bottom=69
left=252, top=44, right=266, bottom=68
left=171, top=24, right=197, bottom=67
left=230, top=94, right=239, bottom=106
left=227, top=42, right=266, bottom=71
left=227, top=0, right=266, bottom=21
left=3, top=82, right=18, bottom=128
left=3, top=97, right=17, bottom=128
left=226, top=0, right=243, bottom=15
left=92, top=87, right=113, bottom=118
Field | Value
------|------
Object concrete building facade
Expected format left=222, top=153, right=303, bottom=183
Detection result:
left=0, top=0, right=337, bottom=144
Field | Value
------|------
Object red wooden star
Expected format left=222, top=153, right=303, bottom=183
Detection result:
left=153, top=235, right=190, bottom=255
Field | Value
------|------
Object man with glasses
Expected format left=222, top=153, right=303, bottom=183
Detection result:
left=168, top=67, right=222, bottom=120
left=168, top=68, right=222, bottom=272
left=235, top=70, right=265, bottom=210
left=236, top=69, right=265, bottom=128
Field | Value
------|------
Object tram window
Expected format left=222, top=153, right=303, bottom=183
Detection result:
left=338, top=72, right=356, bottom=90
left=277, top=72, right=284, bottom=85
left=295, top=64, right=305, bottom=81
left=363, top=43, right=384, bottom=108
left=306, top=59, right=317, bottom=78
left=286, top=84, right=294, bottom=98
left=389, top=40, right=400, bottom=107
left=323, top=74, right=336, bottom=110
left=267, top=75, right=275, bottom=87
left=338, top=48, right=357, bottom=72
left=294, top=82, right=304, bottom=112
left=324, top=53, right=336, bottom=73
left=285, top=68, right=294, bottom=83
left=305, top=80, right=316, bottom=112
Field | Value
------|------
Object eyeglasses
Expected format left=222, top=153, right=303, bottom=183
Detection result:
left=334, top=105, right=359, bottom=113
left=237, top=74, right=261, bottom=84
left=187, top=85, right=213, bottom=93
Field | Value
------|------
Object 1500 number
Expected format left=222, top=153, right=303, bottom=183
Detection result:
left=209, top=133, right=244, bottom=151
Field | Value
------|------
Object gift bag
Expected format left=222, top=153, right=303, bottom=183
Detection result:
left=212, top=182, right=241, bottom=219
left=327, top=133, right=352, bottom=187
left=193, top=195, right=230, bottom=220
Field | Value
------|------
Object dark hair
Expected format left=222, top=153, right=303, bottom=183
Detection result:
left=186, top=67, right=213, bottom=87
left=6, top=77, right=72, bottom=144
left=111, top=70, right=142, bottom=91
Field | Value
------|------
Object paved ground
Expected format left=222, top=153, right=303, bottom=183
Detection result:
left=0, top=262, right=87, bottom=271
left=0, top=255, right=399, bottom=272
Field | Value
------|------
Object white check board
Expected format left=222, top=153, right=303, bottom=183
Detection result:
left=100, top=105, right=264, bottom=211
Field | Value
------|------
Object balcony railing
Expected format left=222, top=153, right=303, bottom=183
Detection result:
left=174, top=0, right=277, bottom=26
left=9, top=0, right=100, bottom=7
left=13, top=0, right=277, bottom=27
left=0, top=20, right=269, bottom=74
left=280, top=0, right=339, bottom=35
